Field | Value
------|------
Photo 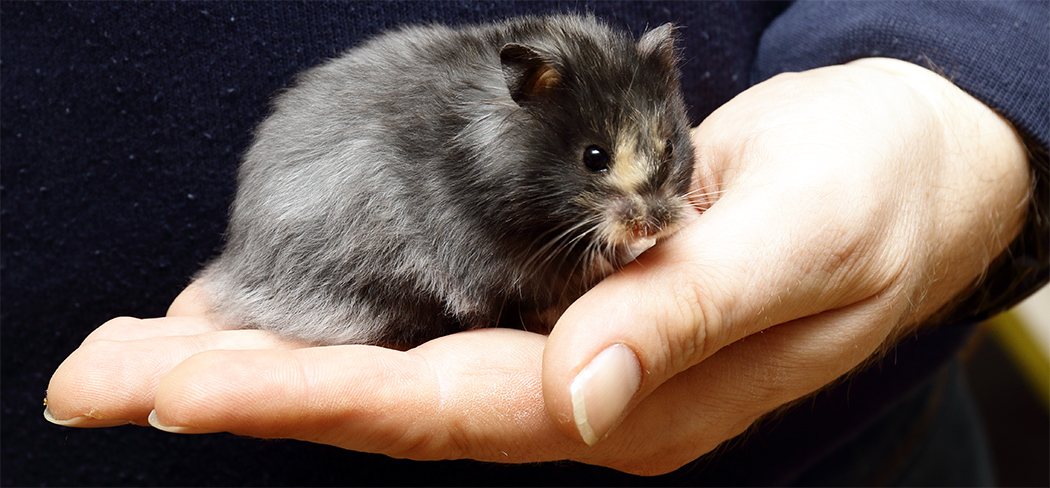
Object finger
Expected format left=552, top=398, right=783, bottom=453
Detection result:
left=147, top=328, right=593, bottom=464
left=595, top=298, right=894, bottom=475
left=82, top=280, right=239, bottom=344
left=167, top=281, right=213, bottom=317
left=540, top=69, right=938, bottom=446
left=136, top=305, right=888, bottom=475
left=82, top=315, right=220, bottom=344
left=45, top=326, right=299, bottom=428
left=542, top=173, right=885, bottom=445
left=77, top=283, right=220, bottom=345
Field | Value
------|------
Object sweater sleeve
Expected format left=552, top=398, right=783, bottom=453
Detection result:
left=752, top=0, right=1049, bottom=321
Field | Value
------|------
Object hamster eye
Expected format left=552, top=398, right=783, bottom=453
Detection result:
left=583, top=145, right=610, bottom=172
left=664, top=139, right=674, bottom=158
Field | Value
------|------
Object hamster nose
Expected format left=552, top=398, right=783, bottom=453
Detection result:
left=614, top=196, right=669, bottom=237
left=629, top=221, right=656, bottom=239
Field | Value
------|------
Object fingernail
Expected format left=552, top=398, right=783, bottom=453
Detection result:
left=43, top=406, right=129, bottom=428
left=569, top=343, right=641, bottom=446
left=147, top=409, right=213, bottom=434
left=43, top=405, right=85, bottom=426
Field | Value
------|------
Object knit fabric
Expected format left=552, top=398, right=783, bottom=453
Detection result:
left=2, top=1, right=1044, bottom=485
left=754, top=0, right=1049, bottom=149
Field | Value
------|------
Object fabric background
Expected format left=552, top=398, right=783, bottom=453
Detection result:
left=2, top=1, right=1045, bottom=485
left=3, top=2, right=787, bottom=485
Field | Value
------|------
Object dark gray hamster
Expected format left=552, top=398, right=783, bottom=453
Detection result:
left=195, top=15, right=697, bottom=348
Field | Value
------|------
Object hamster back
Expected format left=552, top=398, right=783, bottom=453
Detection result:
left=196, top=15, right=697, bottom=348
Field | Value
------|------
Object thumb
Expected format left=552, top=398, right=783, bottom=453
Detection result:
left=541, top=161, right=854, bottom=445
left=541, top=196, right=769, bottom=446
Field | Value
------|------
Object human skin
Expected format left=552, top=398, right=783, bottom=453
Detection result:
left=45, top=58, right=1030, bottom=476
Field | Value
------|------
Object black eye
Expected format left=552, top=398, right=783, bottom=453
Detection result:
left=664, top=139, right=674, bottom=158
left=583, top=145, right=610, bottom=172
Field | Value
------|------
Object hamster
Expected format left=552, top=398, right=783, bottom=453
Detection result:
left=195, top=15, right=697, bottom=349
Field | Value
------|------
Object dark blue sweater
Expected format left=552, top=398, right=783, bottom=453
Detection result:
left=2, top=1, right=1046, bottom=485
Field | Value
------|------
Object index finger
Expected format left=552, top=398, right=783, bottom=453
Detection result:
left=146, top=328, right=590, bottom=464
left=45, top=319, right=302, bottom=428
left=81, top=283, right=221, bottom=344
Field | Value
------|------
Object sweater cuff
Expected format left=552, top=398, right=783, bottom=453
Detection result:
left=752, top=0, right=1048, bottom=149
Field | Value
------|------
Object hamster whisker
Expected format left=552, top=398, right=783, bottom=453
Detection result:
left=682, top=184, right=725, bottom=199
left=521, top=215, right=604, bottom=279
left=515, top=221, right=582, bottom=278
left=521, top=214, right=606, bottom=300
left=683, top=185, right=726, bottom=211
left=555, top=232, right=608, bottom=306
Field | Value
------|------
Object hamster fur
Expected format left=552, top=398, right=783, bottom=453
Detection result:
left=196, top=15, right=697, bottom=348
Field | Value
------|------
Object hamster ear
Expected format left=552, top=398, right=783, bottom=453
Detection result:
left=637, top=23, right=679, bottom=69
left=500, top=43, right=563, bottom=105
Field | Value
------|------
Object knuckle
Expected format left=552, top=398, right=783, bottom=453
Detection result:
left=663, top=264, right=728, bottom=370
left=380, top=423, right=463, bottom=461
left=82, top=316, right=144, bottom=344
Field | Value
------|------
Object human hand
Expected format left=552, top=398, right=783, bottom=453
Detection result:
left=541, top=57, right=1030, bottom=466
left=45, top=58, right=1030, bottom=475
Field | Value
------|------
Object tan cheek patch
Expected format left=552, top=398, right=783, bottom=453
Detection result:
left=607, top=136, right=650, bottom=195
